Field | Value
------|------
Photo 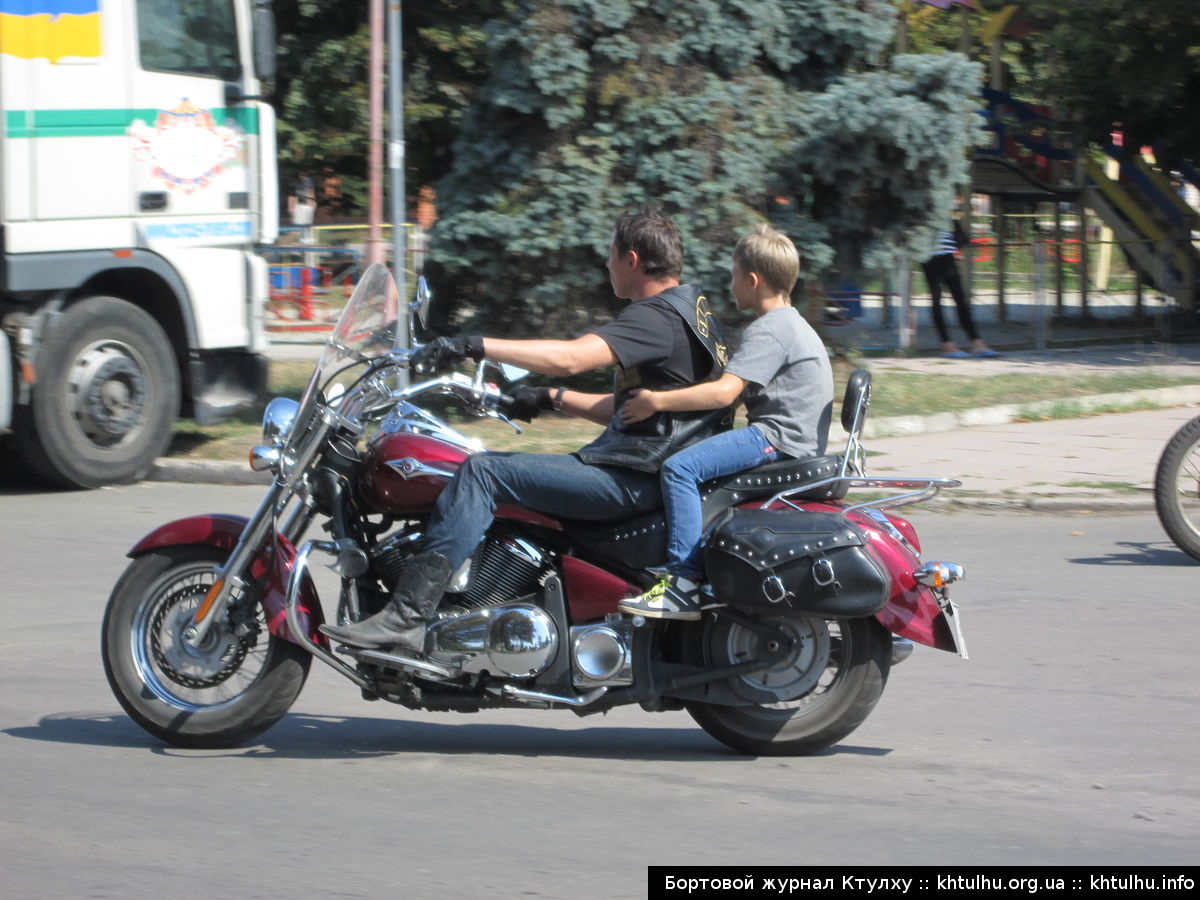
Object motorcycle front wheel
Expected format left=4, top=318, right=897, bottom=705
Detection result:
left=1154, top=414, right=1200, bottom=562
left=686, top=614, right=890, bottom=756
left=102, top=545, right=312, bottom=748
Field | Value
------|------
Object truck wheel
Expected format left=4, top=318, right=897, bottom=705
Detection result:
left=16, top=296, right=180, bottom=488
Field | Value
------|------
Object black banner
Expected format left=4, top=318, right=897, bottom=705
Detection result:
left=647, top=868, right=1196, bottom=899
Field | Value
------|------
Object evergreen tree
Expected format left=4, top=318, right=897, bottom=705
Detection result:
left=429, top=0, right=982, bottom=335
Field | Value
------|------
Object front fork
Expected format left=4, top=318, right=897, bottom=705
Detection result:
left=182, top=477, right=316, bottom=647
left=183, top=409, right=336, bottom=647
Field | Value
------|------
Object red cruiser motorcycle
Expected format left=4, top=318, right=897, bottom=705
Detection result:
left=102, top=265, right=968, bottom=756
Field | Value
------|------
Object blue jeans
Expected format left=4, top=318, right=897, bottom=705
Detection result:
left=661, top=426, right=779, bottom=579
left=422, top=452, right=664, bottom=569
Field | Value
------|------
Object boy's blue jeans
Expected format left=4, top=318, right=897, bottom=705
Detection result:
left=661, top=426, right=779, bottom=579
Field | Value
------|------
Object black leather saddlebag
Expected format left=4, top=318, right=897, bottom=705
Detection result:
left=703, top=509, right=891, bottom=616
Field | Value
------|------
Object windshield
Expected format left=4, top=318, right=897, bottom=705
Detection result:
left=294, top=263, right=401, bottom=429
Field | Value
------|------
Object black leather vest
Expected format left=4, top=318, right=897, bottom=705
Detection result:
left=574, top=285, right=732, bottom=473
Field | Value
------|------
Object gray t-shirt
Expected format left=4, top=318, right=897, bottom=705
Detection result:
left=724, top=306, right=833, bottom=459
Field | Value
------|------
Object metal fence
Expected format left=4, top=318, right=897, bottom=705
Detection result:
left=258, top=223, right=428, bottom=333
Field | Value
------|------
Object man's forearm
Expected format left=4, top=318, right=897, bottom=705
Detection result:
left=482, top=335, right=616, bottom=377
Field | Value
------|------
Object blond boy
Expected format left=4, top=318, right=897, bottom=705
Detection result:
left=619, top=224, right=834, bottom=619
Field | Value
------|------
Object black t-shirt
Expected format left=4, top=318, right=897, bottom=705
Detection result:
left=587, top=289, right=715, bottom=394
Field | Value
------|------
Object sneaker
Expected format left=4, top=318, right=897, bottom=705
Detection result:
left=619, top=573, right=703, bottom=620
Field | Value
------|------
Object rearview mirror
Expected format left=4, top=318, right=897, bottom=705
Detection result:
left=414, top=276, right=431, bottom=330
left=499, top=363, right=529, bottom=383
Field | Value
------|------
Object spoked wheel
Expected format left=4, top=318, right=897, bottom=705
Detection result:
left=102, top=545, right=311, bottom=748
left=686, top=614, right=890, bottom=756
left=1154, top=415, right=1200, bottom=562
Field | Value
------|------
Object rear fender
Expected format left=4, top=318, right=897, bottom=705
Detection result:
left=128, top=514, right=324, bottom=646
left=785, top=501, right=959, bottom=653
left=851, top=513, right=959, bottom=653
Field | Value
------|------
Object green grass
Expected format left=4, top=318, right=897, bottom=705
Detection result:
left=1012, top=397, right=1166, bottom=423
left=166, top=359, right=1200, bottom=462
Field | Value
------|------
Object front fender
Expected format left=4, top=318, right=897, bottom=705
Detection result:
left=128, top=514, right=324, bottom=646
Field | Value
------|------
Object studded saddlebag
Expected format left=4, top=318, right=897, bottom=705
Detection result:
left=703, top=509, right=891, bottom=616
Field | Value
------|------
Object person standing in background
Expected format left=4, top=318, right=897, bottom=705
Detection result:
left=922, top=213, right=998, bottom=359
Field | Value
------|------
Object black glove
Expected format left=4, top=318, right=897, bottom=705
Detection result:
left=410, top=335, right=485, bottom=375
left=503, top=386, right=556, bottom=422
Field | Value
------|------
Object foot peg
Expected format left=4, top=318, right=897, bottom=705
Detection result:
left=335, top=645, right=455, bottom=680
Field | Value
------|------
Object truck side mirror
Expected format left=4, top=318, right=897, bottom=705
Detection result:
left=253, top=1, right=277, bottom=86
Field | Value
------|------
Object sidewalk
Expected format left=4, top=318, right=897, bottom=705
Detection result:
left=836, top=342, right=1200, bottom=511
left=151, top=341, right=1200, bottom=513
left=861, top=405, right=1198, bottom=513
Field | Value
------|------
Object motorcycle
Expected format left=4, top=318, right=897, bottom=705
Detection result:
left=1154, top=413, right=1200, bottom=561
left=102, top=264, right=968, bottom=756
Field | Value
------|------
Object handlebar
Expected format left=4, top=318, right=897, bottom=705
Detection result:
left=319, top=346, right=524, bottom=437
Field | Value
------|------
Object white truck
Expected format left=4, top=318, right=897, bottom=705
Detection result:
left=1, top=0, right=278, bottom=486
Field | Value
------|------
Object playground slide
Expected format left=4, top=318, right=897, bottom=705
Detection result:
left=978, top=89, right=1197, bottom=308
left=1085, top=154, right=1198, bottom=307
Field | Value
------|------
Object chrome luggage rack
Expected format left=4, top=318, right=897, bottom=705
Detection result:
left=763, top=474, right=962, bottom=514
left=761, top=368, right=961, bottom=513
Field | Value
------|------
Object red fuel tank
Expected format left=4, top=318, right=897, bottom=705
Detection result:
left=359, top=432, right=469, bottom=515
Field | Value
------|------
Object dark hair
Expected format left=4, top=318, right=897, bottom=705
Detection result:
left=613, top=208, right=683, bottom=278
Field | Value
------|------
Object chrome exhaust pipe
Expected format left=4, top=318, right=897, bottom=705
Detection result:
left=891, top=636, right=914, bottom=666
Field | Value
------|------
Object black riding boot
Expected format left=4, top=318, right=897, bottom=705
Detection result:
left=320, top=552, right=452, bottom=654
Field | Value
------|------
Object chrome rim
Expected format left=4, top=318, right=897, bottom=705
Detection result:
left=130, top=562, right=269, bottom=713
left=1169, top=434, right=1200, bottom=539
left=67, top=339, right=149, bottom=447
left=724, top=616, right=846, bottom=711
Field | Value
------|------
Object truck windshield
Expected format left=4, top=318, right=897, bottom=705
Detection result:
left=137, top=0, right=242, bottom=82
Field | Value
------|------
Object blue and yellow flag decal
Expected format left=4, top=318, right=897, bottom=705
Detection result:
left=0, top=0, right=101, bottom=63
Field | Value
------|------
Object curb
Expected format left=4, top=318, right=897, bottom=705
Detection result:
left=920, top=495, right=1153, bottom=514
left=146, top=462, right=1157, bottom=515
left=149, top=386, right=1197, bottom=512
left=149, top=458, right=272, bottom=486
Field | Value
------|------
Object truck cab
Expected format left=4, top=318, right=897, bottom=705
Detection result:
left=1, top=0, right=278, bottom=487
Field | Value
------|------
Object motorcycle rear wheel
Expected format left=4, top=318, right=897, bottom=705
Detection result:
left=1154, top=414, right=1200, bottom=562
left=102, top=545, right=311, bottom=748
left=686, top=615, right=890, bottom=756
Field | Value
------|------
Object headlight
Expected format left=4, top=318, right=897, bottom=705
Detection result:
left=262, top=397, right=299, bottom=445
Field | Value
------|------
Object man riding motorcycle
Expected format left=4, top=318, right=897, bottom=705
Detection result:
left=320, top=208, right=731, bottom=655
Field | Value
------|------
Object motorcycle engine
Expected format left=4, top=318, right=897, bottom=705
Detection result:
left=372, top=530, right=547, bottom=610
left=371, top=530, right=634, bottom=686
left=371, top=530, right=557, bottom=679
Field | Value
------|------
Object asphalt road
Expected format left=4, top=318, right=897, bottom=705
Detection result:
left=1, top=482, right=1197, bottom=897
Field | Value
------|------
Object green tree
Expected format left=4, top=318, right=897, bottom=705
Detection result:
left=1027, top=0, right=1200, bottom=165
left=273, top=1, right=366, bottom=211
left=271, top=0, right=493, bottom=216
left=428, top=0, right=982, bottom=335
left=900, top=1, right=1200, bottom=165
